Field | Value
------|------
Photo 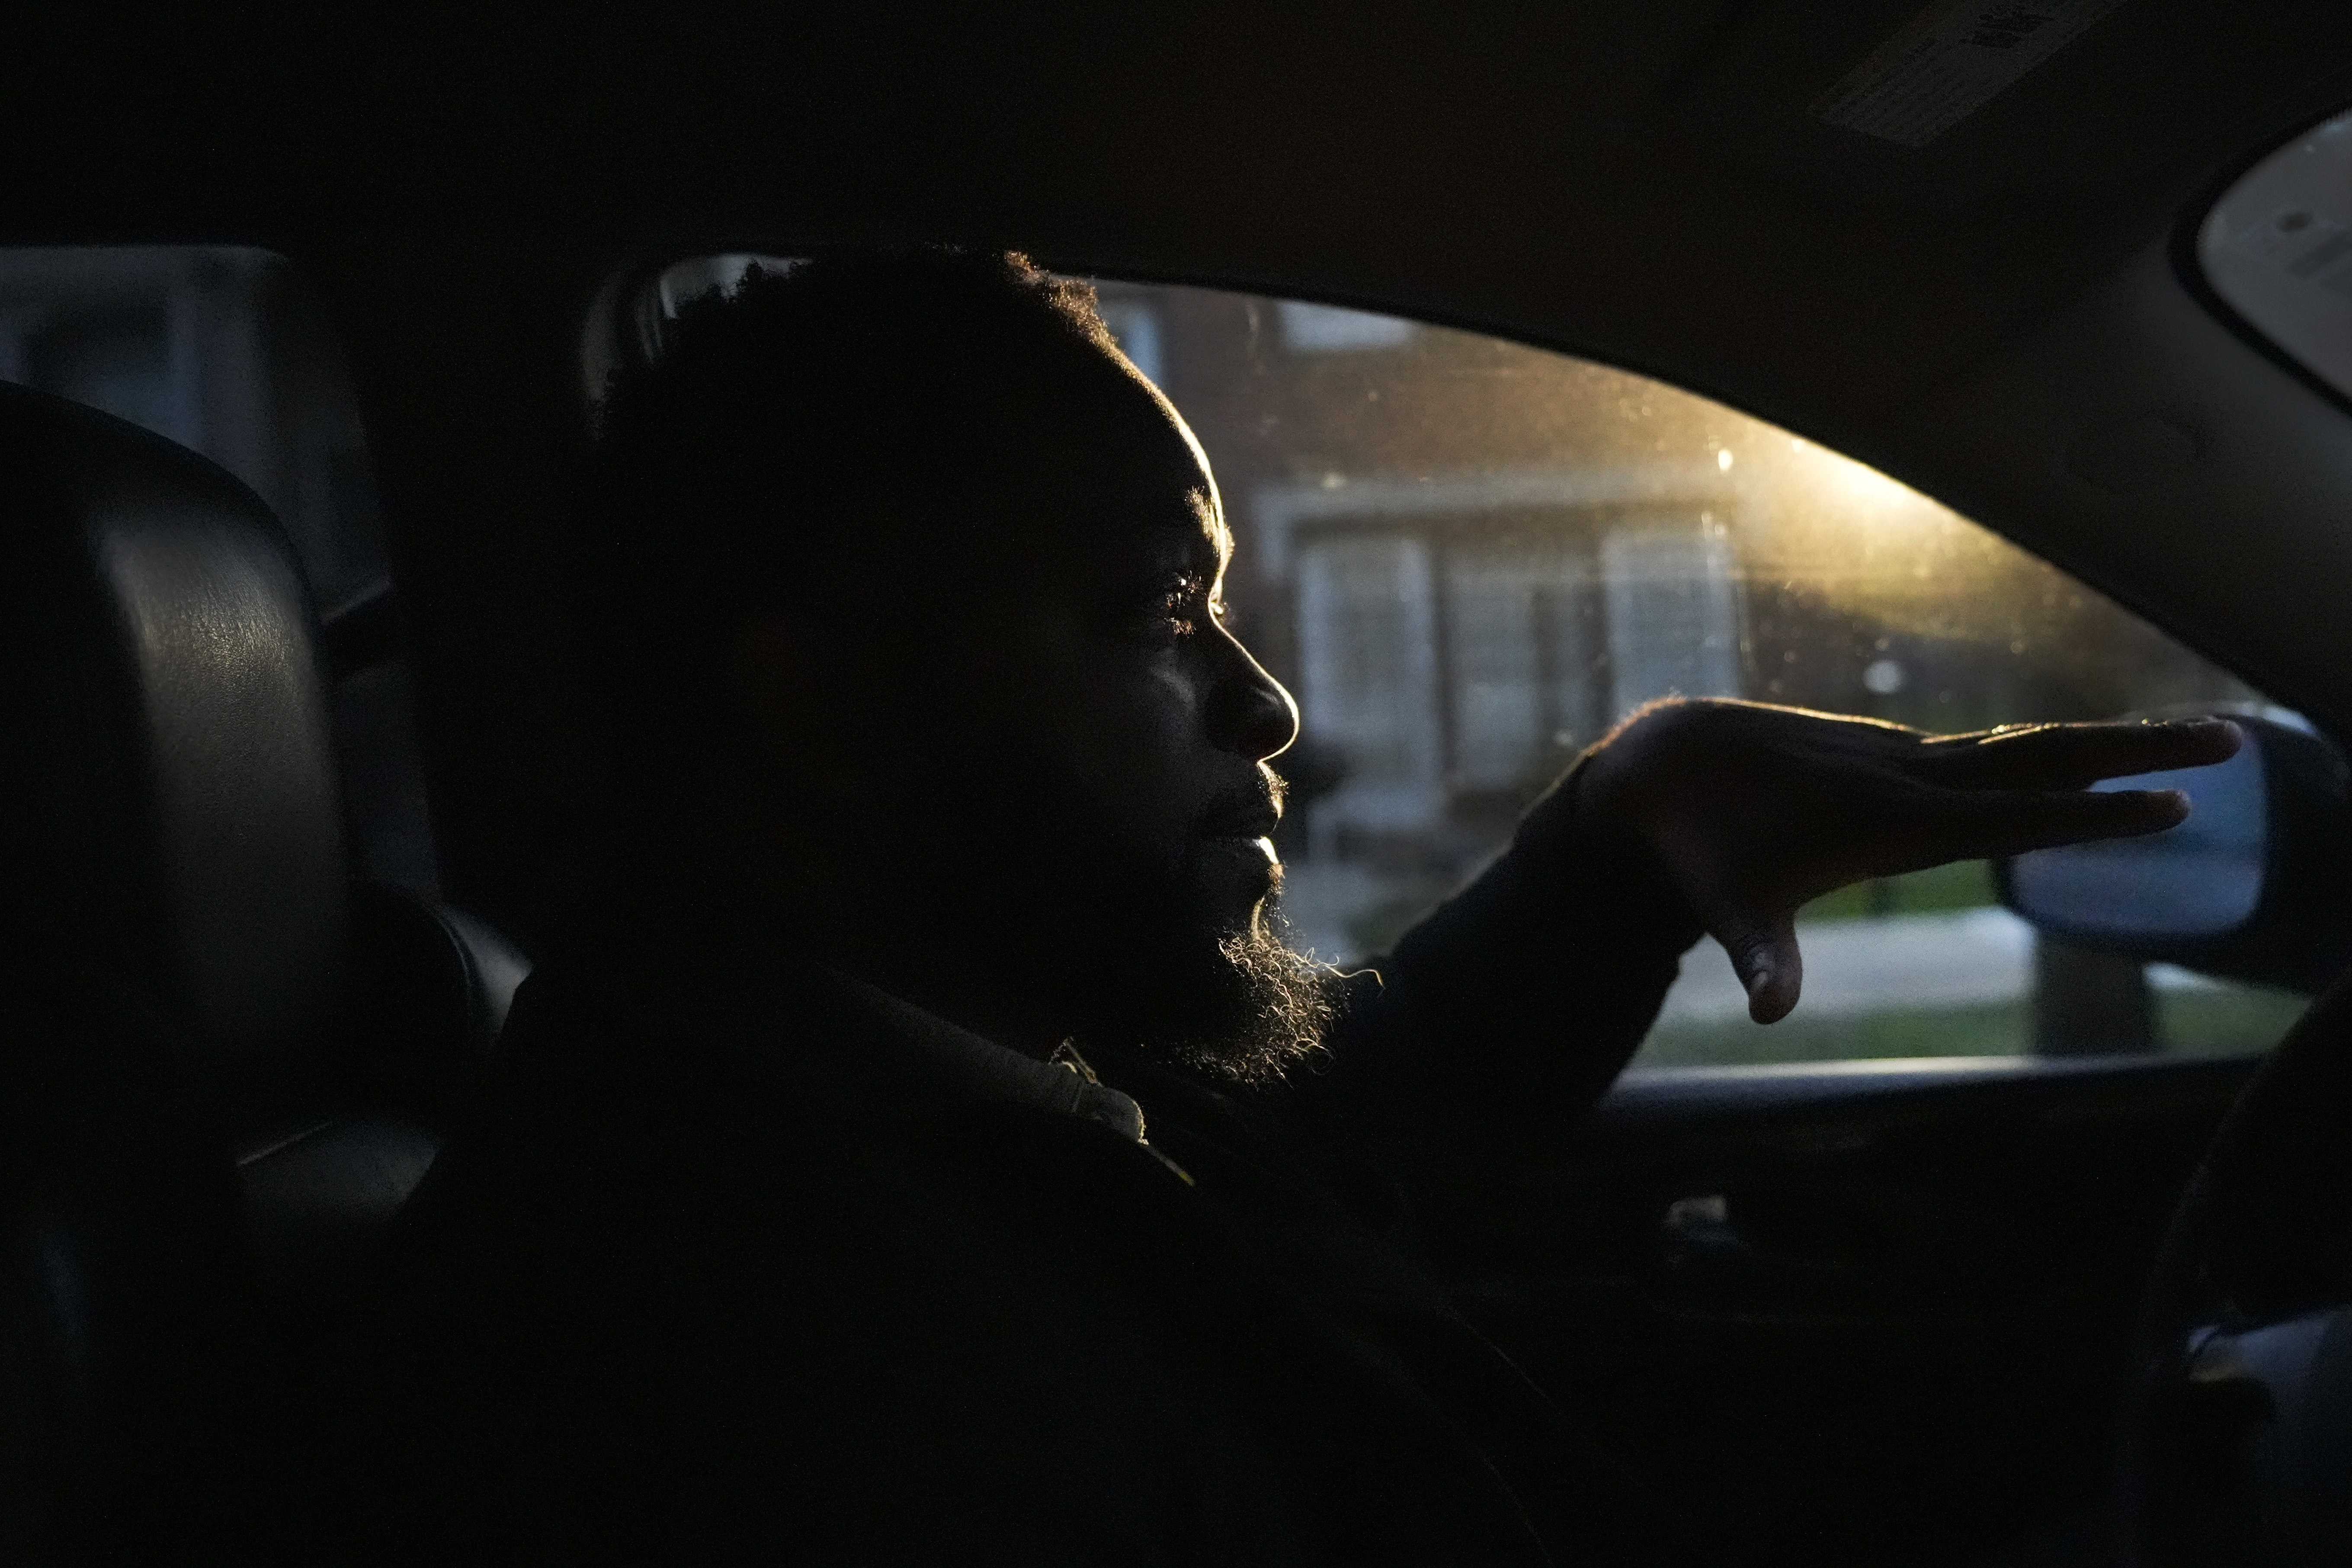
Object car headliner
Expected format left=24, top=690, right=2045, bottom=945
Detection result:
left=4, top=0, right=2351, bottom=920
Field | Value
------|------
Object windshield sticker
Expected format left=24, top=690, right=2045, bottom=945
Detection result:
left=1814, top=0, right=2131, bottom=149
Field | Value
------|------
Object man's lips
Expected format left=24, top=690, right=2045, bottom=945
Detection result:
left=1195, top=797, right=1282, bottom=843
left=1201, top=834, right=1279, bottom=866
left=1192, top=795, right=1283, bottom=896
left=1187, top=787, right=1285, bottom=906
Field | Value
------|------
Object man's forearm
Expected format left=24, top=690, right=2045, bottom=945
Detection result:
left=1282, top=757, right=1704, bottom=1254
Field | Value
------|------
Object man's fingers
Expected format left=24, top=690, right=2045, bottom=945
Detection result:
left=1934, top=785, right=2192, bottom=862
left=1918, top=718, right=2242, bottom=791
left=1702, top=782, right=2186, bottom=1027
left=1708, top=908, right=1803, bottom=1026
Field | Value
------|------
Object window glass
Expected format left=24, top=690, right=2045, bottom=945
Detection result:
left=1083, top=280, right=2301, bottom=1065
left=0, top=249, right=435, bottom=894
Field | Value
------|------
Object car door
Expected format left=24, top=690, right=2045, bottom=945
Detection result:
left=1487, top=1055, right=2264, bottom=1565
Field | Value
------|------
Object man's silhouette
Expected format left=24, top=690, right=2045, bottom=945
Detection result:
left=337, top=249, right=2235, bottom=1565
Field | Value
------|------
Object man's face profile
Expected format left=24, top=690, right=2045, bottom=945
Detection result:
left=734, top=341, right=1330, bottom=1079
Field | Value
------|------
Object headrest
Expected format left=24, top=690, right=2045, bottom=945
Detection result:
left=0, top=384, right=347, bottom=1089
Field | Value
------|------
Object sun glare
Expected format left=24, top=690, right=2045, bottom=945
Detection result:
left=1792, top=443, right=1940, bottom=526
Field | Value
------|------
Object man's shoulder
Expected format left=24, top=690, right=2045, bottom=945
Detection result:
left=425, top=933, right=1195, bottom=1247
left=386, top=936, right=1263, bottom=1403
left=477, top=937, right=844, bottom=1145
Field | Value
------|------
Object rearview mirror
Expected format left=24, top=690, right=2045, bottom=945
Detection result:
left=1995, top=715, right=2352, bottom=992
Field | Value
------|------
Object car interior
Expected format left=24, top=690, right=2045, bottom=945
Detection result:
left=6, top=3, right=2352, bottom=1563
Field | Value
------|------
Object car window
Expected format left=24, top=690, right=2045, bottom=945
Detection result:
left=628, top=261, right=2307, bottom=1065
left=0, top=248, right=437, bottom=895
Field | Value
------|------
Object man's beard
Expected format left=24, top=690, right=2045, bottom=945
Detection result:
left=910, top=783, right=1336, bottom=1087
left=1057, top=862, right=1337, bottom=1089
left=932, top=835, right=1335, bottom=1085
left=1127, top=903, right=1336, bottom=1088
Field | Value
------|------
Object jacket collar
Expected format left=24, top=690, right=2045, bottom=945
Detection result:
left=818, top=967, right=1150, bottom=1144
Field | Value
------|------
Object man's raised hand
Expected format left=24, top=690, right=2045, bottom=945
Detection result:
left=1570, top=700, right=2245, bottom=1025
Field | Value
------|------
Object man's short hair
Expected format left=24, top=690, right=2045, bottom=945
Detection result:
left=578, top=247, right=1117, bottom=749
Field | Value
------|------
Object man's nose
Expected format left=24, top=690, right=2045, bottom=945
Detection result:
left=1208, top=635, right=1300, bottom=762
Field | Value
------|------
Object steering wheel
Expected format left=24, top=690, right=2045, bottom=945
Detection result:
left=2119, top=966, right=2352, bottom=1566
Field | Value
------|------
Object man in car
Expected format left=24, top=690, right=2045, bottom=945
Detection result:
left=336, top=248, right=2236, bottom=1565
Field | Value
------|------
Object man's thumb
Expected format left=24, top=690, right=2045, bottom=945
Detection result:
left=1721, top=913, right=1803, bottom=1025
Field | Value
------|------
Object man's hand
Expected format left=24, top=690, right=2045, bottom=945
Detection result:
left=1571, top=700, right=2244, bottom=1025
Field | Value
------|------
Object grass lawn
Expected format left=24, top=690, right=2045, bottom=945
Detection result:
left=1631, top=857, right=2308, bottom=1066
left=1798, top=859, right=1997, bottom=921
left=1633, top=981, right=2306, bottom=1067
left=2157, top=983, right=2308, bottom=1057
left=1333, top=851, right=2312, bottom=1068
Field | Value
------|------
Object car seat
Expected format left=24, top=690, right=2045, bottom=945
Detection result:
left=0, top=382, right=526, bottom=1561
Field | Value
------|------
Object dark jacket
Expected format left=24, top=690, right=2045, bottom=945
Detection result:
left=333, top=793, right=1699, bottom=1565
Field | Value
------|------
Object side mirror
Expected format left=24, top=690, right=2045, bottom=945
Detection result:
left=1994, top=715, right=2352, bottom=992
